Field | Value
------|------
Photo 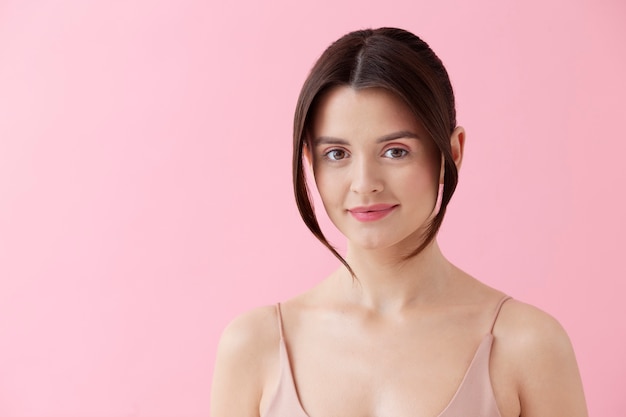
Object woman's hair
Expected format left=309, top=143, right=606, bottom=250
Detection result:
left=293, top=27, right=458, bottom=276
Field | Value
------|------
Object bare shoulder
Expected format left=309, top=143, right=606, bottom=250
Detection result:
left=494, top=299, right=572, bottom=351
left=492, top=299, right=588, bottom=417
left=216, top=305, right=280, bottom=359
left=210, top=305, right=280, bottom=417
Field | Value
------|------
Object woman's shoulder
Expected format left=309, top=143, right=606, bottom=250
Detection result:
left=216, top=305, right=281, bottom=361
left=466, top=276, right=570, bottom=347
left=211, top=305, right=282, bottom=416
left=495, top=298, right=573, bottom=352
left=492, top=298, right=587, bottom=415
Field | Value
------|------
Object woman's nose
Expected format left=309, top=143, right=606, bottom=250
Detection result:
left=349, top=157, right=383, bottom=194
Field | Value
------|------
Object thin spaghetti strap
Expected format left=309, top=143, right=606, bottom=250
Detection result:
left=275, top=303, right=285, bottom=339
left=489, top=295, right=512, bottom=333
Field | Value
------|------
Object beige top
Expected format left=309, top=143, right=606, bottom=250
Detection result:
left=263, top=296, right=511, bottom=417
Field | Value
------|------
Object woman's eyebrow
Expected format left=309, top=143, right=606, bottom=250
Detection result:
left=376, top=131, right=421, bottom=143
left=313, top=136, right=349, bottom=146
left=314, top=131, right=420, bottom=146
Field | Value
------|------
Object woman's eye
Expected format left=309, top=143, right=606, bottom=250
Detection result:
left=324, top=149, right=348, bottom=161
left=383, top=148, right=408, bottom=158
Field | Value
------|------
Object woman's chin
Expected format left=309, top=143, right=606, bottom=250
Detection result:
left=347, top=231, right=428, bottom=256
left=347, top=236, right=403, bottom=253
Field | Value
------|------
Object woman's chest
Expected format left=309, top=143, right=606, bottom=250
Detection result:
left=285, top=330, right=487, bottom=417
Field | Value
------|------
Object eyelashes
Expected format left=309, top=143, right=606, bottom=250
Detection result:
left=383, top=148, right=408, bottom=159
left=323, top=149, right=348, bottom=161
left=321, top=147, right=410, bottom=162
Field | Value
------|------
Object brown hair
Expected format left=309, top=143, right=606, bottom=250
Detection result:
left=293, top=27, right=458, bottom=276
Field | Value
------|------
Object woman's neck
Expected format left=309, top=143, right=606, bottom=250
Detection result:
left=337, top=240, right=455, bottom=313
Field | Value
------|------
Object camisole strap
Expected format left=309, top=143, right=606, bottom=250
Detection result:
left=275, top=303, right=285, bottom=340
left=489, top=295, right=512, bottom=333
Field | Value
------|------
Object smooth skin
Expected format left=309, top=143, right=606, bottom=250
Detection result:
left=210, top=87, right=588, bottom=417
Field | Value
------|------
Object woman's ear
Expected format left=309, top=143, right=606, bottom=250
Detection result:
left=450, top=126, right=466, bottom=171
left=303, top=142, right=314, bottom=172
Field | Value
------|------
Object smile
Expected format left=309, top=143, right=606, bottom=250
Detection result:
left=348, top=204, right=398, bottom=222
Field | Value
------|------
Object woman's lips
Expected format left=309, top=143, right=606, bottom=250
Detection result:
left=348, top=204, right=398, bottom=222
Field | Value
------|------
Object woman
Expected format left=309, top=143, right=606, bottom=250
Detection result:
left=210, top=27, right=587, bottom=417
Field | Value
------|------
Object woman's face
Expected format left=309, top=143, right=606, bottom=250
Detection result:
left=308, top=86, right=442, bottom=252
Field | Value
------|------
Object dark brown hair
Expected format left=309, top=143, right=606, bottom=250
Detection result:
left=293, top=27, right=458, bottom=276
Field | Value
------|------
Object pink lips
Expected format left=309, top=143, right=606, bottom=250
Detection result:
left=348, top=204, right=398, bottom=222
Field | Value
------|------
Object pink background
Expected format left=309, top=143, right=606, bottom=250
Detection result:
left=1, top=0, right=624, bottom=416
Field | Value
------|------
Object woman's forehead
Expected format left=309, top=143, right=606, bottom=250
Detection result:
left=311, top=86, right=427, bottom=140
